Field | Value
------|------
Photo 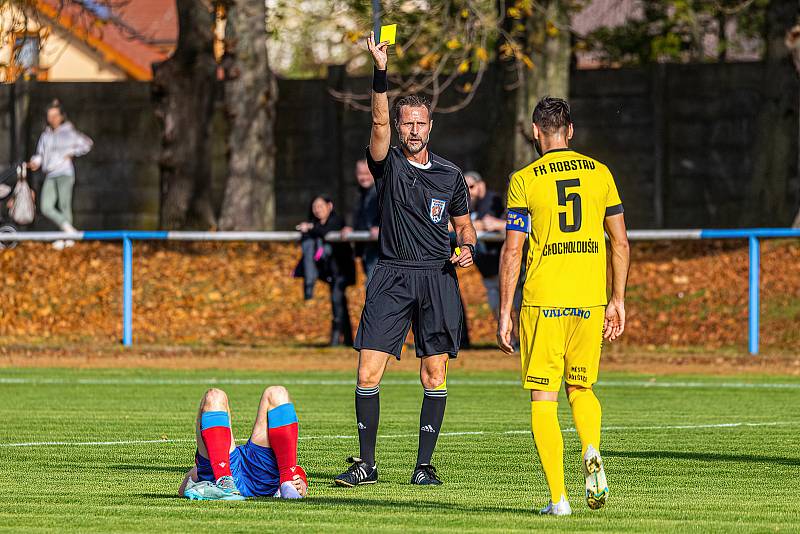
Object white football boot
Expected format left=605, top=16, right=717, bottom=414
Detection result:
left=583, top=444, right=609, bottom=509
left=539, top=495, right=572, bottom=516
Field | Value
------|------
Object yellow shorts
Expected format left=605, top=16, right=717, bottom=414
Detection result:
left=519, top=306, right=605, bottom=391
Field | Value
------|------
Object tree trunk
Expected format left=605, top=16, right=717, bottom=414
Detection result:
left=152, top=0, right=217, bottom=230
left=484, top=0, right=519, bottom=191
left=513, top=0, right=572, bottom=170
left=747, top=0, right=798, bottom=226
left=218, top=0, right=277, bottom=230
left=787, top=23, right=800, bottom=228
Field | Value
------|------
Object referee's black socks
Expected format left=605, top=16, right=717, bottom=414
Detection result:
left=355, top=385, right=380, bottom=466
left=417, top=387, right=447, bottom=466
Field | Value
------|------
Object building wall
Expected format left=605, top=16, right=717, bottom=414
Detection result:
left=40, top=27, right=126, bottom=81
left=0, top=8, right=127, bottom=82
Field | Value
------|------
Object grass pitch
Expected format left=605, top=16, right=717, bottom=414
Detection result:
left=1, top=367, right=798, bottom=532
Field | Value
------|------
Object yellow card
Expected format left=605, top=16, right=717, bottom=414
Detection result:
left=455, top=247, right=461, bottom=256
left=379, top=24, right=397, bottom=45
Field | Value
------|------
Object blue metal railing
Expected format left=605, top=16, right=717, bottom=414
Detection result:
left=2, top=228, right=798, bottom=353
left=696, top=228, right=800, bottom=354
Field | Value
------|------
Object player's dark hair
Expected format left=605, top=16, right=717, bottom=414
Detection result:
left=393, top=94, right=432, bottom=124
left=532, top=96, right=571, bottom=135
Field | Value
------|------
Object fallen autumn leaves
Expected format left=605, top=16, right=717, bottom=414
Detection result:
left=0, top=240, right=797, bottom=352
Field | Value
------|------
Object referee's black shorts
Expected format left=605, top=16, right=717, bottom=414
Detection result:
left=354, top=259, right=463, bottom=359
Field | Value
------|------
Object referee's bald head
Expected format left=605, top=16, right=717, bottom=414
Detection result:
left=532, top=96, right=572, bottom=136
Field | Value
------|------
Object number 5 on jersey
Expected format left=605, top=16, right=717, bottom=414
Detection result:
left=556, top=179, right=581, bottom=233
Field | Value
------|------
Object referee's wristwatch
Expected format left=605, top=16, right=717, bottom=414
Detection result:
left=462, top=243, right=475, bottom=257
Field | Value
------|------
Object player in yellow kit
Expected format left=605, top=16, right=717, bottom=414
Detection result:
left=497, top=97, right=630, bottom=516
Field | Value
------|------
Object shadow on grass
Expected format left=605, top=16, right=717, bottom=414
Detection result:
left=302, top=496, right=520, bottom=514
left=134, top=493, right=526, bottom=513
left=138, top=493, right=184, bottom=499
left=111, top=464, right=189, bottom=474
left=604, top=449, right=800, bottom=467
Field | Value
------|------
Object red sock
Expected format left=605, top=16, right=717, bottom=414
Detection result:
left=267, top=403, right=300, bottom=483
left=200, top=411, right=233, bottom=480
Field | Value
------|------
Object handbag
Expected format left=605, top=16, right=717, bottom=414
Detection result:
left=9, top=165, right=35, bottom=225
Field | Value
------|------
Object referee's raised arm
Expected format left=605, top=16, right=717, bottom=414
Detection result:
left=367, top=31, right=390, bottom=162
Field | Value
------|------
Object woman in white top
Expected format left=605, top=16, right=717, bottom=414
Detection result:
left=28, top=99, right=93, bottom=249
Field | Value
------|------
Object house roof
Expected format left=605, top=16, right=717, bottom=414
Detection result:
left=107, top=0, right=178, bottom=49
left=37, top=0, right=178, bottom=80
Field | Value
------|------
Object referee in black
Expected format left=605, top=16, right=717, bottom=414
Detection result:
left=334, top=32, right=477, bottom=487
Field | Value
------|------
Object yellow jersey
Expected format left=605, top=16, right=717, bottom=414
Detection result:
left=506, top=148, right=623, bottom=307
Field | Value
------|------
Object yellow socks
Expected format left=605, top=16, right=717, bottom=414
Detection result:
left=568, top=388, right=602, bottom=457
left=530, top=390, right=600, bottom=505
left=531, top=400, right=566, bottom=503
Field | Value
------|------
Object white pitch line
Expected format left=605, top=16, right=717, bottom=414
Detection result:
left=0, top=438, right=196, bottom=447
left=0, top=421, right=795, bottom=448
left=1, top=377, right=800, bottom=389
left=299, top=421, right=798, bottom=440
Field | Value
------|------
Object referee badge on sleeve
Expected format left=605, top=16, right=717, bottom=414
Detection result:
left=429, top=198, right=446, bottom=223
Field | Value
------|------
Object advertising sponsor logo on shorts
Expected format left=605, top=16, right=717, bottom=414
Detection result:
left=542, top=308, right=591, bottom=319
left=526, top=376, right=550, bottom=385
left=568, top=366, right=588, bottom=383
left=429, top=198, right=446, bottom=223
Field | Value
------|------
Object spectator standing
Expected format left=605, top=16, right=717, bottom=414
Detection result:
left=295, top=195, right=356, bottom=346
left=28, top=99, right=93, bottom=250
left=342, top=159, right=380, bottom=283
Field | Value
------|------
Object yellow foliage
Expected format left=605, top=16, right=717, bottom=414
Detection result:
left=418, top=52, right=441, bottom=70
left=460, top=8, right=469, bottom=18
left=507, top=6, right=522, bottom=19
left=461, top=82, right=473, bottom=92
left=345, top=30, right=362, bottom=44
left=517, top=0, right=534, bottom=16
left=522, top=55, right=534, bottom=70
left=457, top=60, right=470, bottom=73
left=475, top=47, right=488, bottom=62
left=546, top=21, right=559, bottom=37
left=446, top=39, right=461, bottom=50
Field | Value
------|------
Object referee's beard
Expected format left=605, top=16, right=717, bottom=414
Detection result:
left=400, top=133, right=430, bottom=156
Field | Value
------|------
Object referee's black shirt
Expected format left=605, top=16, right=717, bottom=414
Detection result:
left=366, top=145, right=470, bottom=263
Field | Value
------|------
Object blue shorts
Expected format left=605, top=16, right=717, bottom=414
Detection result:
left=195, top=440, right=280, bottom=498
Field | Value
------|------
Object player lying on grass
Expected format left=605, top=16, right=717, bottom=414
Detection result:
left=178, top=385, right=308, bottom=500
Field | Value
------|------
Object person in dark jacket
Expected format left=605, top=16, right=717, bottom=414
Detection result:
left=295, top=195, right=356, bottom=346
left=465, top=171, right=523, bottom=347
left=342, top=159, right=380, bottom=283
left=465, top=171, right=508, bottom=319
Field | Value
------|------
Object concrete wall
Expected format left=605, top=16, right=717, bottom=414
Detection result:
left=2, top=62, right=796, bottom=231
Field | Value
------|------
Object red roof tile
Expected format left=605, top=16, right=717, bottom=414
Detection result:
left=111, top=0, right=177, bottom=46
left=37, top=0, right=178, bottom=80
